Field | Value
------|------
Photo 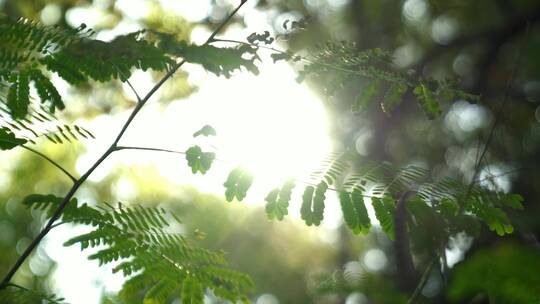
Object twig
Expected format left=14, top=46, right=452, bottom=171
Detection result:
left=406, top=257, right=435, bottom=304
left=462, top=21, right=530, bottom=203
left=21, top=145, right=77, bottom=183
left=0, top=0, right=250, bottom=288
left=115, top=145, right=187, bottom=155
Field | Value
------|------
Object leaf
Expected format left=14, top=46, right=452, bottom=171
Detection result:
left=351, top=188, right=371, bottom=233
left=265, top=180, right=295, bottom=220
left=372, top=196, right=395, bottom=240
left=7, top=71, right=30, bottom=118
left=223, top=167, right=253, bottom=202
left=312, top=182, right=328, bottom=226
left=193, top=124, right=216, bottom=137
left=437, top=198, right=459, bottom=217
left=414, top=84, right=442, bottom=119
left=352, top=79, right=380, bottom=113
left=466, top=197, right=514, bottom=236
left=381, top=82, right=407, bottom=115
left=339, top=191, right=358, bottom=231
left=300, top=182, right=327, bottom=226
left=246, top=31, right=274, bottom=45
left=502, top=193, right=524, bottom=210
left=270, top=52, right=293, bottom=63
left=182, top=277, right=204, bottom=304
left=301, top=186, right=316, bottom=226
left=29, top=69, right=65, bottom=113
left=185, top=145, right=215, bottom=175
left=166, top=41, right=259, bottom=78
left=0, top=127, right=27, bottom=150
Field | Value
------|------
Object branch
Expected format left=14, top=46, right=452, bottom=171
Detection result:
left=0, top=0, right=250, bottom=288
left=394, top=190, right=418, bottom=292
left=406, top=257, right=435, bottom=304
left=462, top=21, right=530, bottom=204
left=115, top=145, right=187, bottom=155
left=21, top=145, right=77, bottom=183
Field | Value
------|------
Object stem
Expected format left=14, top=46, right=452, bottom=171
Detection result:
left=0, top=0, right=250, bottom=288
left=406, top=258, right=435, bottom=304
left=462, top=22, right=529, bottom=204
left=115, top=145, right=187, bottom=155
left=115, top=145, right=388, bottom=199
left=21, top=145, right=77, bottom=183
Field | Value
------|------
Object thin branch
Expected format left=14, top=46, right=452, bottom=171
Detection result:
left=115, top=145, right=187, bottom=155
left=125, top=78, right=142, bottom=103
left=406, top=257, right=435, bottom=304
left=21, top=145, right=77, bottom=183
left=211, top=38, right=288, bottom=54
left=0, top=0, right=250, bottom=288
left=114, top=145, right=390, bottom=199
left=112, top=63, right=142, bottom=103
left=462, top=22, right=530, bottom=203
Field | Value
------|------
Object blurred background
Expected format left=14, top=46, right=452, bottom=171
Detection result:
left=1, top=0, right=539, bottom=303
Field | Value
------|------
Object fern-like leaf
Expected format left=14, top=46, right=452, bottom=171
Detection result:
left=0, top=284, right=65, bottom=304
left=0, top=127, right=26, bottom=150
left=24, top=194, right=254, bottom=303
left=371, top=196, right=396, bottom=240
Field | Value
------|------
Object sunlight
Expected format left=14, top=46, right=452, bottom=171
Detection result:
left=67, top=47, right=334, bottom=303
left=59, top=3, right=334, bottom=303
left=79, top=46, right=333, bottom=198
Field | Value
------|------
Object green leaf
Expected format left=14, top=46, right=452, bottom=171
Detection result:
left=223, top=167, right=253, bottom=202
left=0, top=127, right=27, bottom=150
left=372, top=196, right=395, bottom=240
left=438, top=198, right=459, bottom=217
left=166, top=41, right=259, bottom=78
left=414, top=84, right=442, bottom=119
left=29, top=69, right=65, bottom=113
left=352, top=79, right=380, bottom=113
left=300, top=182, right=327, bottom=226
left=193, top=125, right=216, bottom=137
left=312, top=182, right=327, bottom=226
left=351, top=188, right=371, bottom=233
left=381, top=82, right=406, bottom=115
left=270, top=52, right=293, bottom=63
left=246, top=31, right=274, bottom=45
left=7, top=71, right=30, bottom=118
left=339, top=191, right=358, bottom=231
left=502, top=193, right=524, bottom=210
left=265, top=180, right=295, bottom=220
left=301, top=186, right=315, bottom=226
left=185, top=145, right=215, bottom=174
left=182, top=277, right=204, bottom=304
left=466, top=197, right=514, bottom=236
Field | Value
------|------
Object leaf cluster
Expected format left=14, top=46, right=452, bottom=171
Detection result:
left=291, top=41, right=479, bottom=119
left=23, top=194, right=254, bottom=303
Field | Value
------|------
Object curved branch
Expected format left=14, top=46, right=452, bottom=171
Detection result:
left=21, top=145, right=77, bottom=183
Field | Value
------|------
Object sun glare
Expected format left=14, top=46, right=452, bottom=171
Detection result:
left=60, top=3, right=335, bottom=303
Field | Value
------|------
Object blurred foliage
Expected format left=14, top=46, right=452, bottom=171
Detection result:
left=449, top=242, right=540, bottom=303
